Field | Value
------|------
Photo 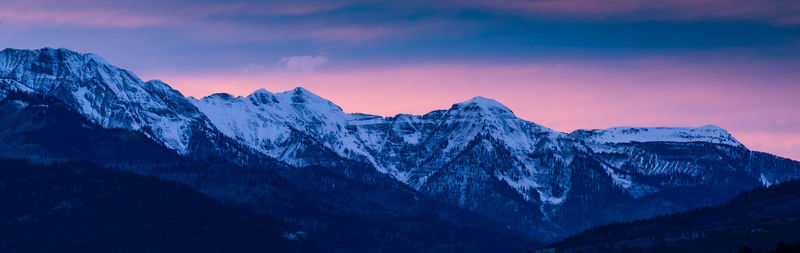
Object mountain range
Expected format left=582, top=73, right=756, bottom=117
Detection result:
left=1, top=48, right=799, bottom=250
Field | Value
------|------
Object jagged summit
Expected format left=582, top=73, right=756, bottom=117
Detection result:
left=291, top=86, right=311, bottom=94
left=1, top=47, right=112, bottom=69
left=85, top=53, right=111, bottom=66
left=250, top=88, right=272, bottom=95
left=1, top=47, right=67, bottom=55
left=283, top=86, right=343, bottom=110
left=198, top=87, right=340, bottom=110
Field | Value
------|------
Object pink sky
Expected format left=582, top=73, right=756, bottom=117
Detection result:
left=145, top=59, right=800, bottom=161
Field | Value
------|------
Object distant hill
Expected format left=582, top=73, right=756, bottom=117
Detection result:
left=545, top=178, right=800, bottom=252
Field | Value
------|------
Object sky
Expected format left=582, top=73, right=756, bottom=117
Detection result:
left=1, top=0, right=799, bottom=159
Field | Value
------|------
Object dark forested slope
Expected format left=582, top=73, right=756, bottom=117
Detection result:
left=0, top=159, right=302, bottom=253
left=546, top=178, right=800, bottom=252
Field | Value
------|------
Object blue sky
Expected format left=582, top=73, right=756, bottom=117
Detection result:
left=3, top=0, right=800, bottom=72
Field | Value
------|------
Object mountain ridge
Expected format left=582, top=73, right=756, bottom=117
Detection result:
left=196, top=86, right=740, bottom=143
left=0, top=47, right=754, bottom=146
left=2, top=47, right=798, bottom=243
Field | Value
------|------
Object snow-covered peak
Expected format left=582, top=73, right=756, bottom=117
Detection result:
left=245, top=88, right=277, bottom=105
left=452, top=96, right=514, bottom=115
left=292, top=86, right=311, bottom=94
left=282, top=87, right=343, bottom=111
left=250, top=88, right=272, bottom=96
left=190, top=86, right=374, bottom=168
left=571, top=125, right=743, bottom=147
left=2, top=47, right=111, bottom=69
left=0, top=47, right=205, bottom=153
left=196, top=87, right=341, bottom=112
left=0, top=47, right=137, bottom=88
left=85, top=53, right=111, bottom=66
left=144, top=80, right=183, bottom=96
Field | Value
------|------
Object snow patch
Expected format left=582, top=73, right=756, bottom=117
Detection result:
left=73, top=87, right=95, bottom=116
left=602, top=163, right=633, bottom=189
left=760, top=173, right=773, bottom=187
left=86, top=53, right=111, bottom=66
left=10, top=100, right=29, bottom=109
left=282, top=231, right=306, bottom=240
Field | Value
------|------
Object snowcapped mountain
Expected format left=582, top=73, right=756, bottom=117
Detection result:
left=572, top=125, right=743, bottom=147
left=2, top=47, right=798, bottom=241
left=188, top=87, right=376, bottom=168
left=0, top=48, right=267, bottom=165
left=190, top=85, right=800, bottom=238
left=191, top=91, right=581, bottom=209
left=348, top=96, right=581, bottom=211
left=0, top=48, right=198, bottom=152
